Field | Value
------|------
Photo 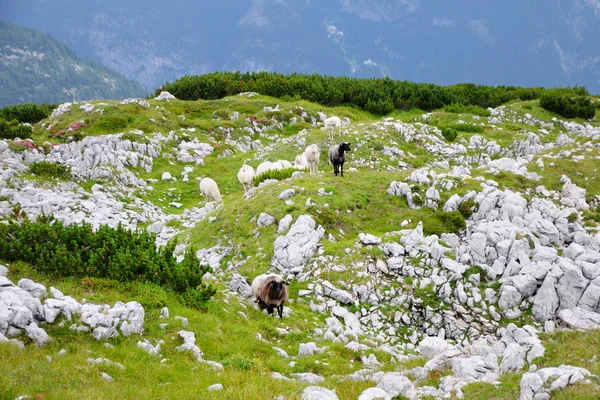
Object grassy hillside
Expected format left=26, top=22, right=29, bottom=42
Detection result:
left=1, top=92, right=600, bottom=399
left=0, top=21, right=145, bottom=107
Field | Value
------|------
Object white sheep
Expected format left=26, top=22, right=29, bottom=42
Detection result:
left=294, top=154, right=308, bottom=170
left=199, top=177, right=222, bottom=202
left=256, top=161, right=274, bottom=176
left=304, top=144, right=320, bottom=175
left=277, top=160, right=293, bottom=169
left=237, top=164, right=255, bottom=192
left=324, top=116, right=342, bottom=141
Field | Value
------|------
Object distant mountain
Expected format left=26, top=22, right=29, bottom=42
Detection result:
left=1, top=1, right=599, bottom=93
left=0, top=21, right=145, bottom=107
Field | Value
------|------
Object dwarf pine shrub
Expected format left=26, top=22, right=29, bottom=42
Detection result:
left=28, top=161, right=72, bottom=180
left=253, top=167, right=296, bottom=186
left=0, top=217, right=215, bottom=306
left=540, top=89, right=595, bottom=119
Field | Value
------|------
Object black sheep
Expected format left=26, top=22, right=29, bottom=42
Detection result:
left=328, top=142, right=351, bottom=177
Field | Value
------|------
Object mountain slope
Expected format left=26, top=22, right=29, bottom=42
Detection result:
left=2, top=1, right=600, bottom=93
left=0, top=90, right=599, bottom=398
left=0, top=21, right=145, bottom=107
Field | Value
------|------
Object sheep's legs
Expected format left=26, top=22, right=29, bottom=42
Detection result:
left=277, top=304, right=284, bottom=318
left=341, top=161, right=344, bottom=177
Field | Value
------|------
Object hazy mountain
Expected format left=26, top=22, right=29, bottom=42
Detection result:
left=0, top=21, right=145, bottom=107
left=1, top=0, right=599, bottom=93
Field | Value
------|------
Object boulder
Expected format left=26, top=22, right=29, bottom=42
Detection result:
left=376, top=372, right=417, bottom=399
left=301, top=386, right=338, bottom=400
left=272, top=215, right=325, bottom=274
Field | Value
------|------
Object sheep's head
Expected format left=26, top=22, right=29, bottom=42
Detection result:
left=340, top=142, right=351, bottom=152
left=269, top=279, right=288, bottom=296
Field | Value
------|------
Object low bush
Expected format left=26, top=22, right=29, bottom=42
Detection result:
left=97, top=115, right=133, bottom=133
left=0, top=118, right=33, bottom=139
left=28, top=161, right=72, bottom=180
left=443, top=103, right=491, bottom=117
left=540, top=89, right=595, bottom=119
left=0, top=216, right=215, bottom=307
left=424, top=210, right=466, bottom=236
left=445, top=123, right=484, bottom=133
left=441, top=127, right=457, bottom=142
left=0, top=103, right=56, bottom=124
left=458, top=198, right=478, bottom=219
left=253, top=167, right=296, bottom=186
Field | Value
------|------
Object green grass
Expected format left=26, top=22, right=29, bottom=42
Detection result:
left=3, top=93, right=600, bottom=400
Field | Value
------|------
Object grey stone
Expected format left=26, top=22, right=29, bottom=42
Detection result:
left=532, top=275, right=559, bottom=321
left=376, top=372, right=417, bottom=399
left=257, top=213, right=276, bottom=227
left=279, top=189, right=295, bottom=200
left=207, top=384, right=223, bottom=391
left=292, top=373, right=326, bottom=385
left=557, top=307, right=600, bottom=329
left=300, top=386, right=338, bottom=400
left=278, top=214, right=293, bottom=234
left=359, top=233, right=382, bottom=245
left=272, top=215, right=325, bottom=274
left=418, top=336, right=454, bottom=358
left=358, top=387, right=391, bottom=400
left=17, top=279, right=47, bottom=299
left=557, top=269, right=589, bottom=310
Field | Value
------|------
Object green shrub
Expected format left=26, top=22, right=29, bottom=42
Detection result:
left=567, top=212, right=579, bottom=223
left=0, top=217, right=215, bottom=304
left=443, top=103, right=491, bottom=117
left=97, top=115, right=133, bottom=133
left=253, top=167, right=296, bottom=186
left=458, top=198, right=478, bottom=219
left=0, top=118, right=33, bottom=139
left=540, top=89, right=595, bottom=119
left=158, top=72, right=572, bottom=113
left=28, top=161, right=72, bottom=180
left=424, top=210, right=466, bottom=236
left=445, top=123, right=483, bottom=133
left=365, top=98, right=394, bottom=115
left=0, top=103, right=56, bottom=124
left=441, top=127, right=457, bottom=142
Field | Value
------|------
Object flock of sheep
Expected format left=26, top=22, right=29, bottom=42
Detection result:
left=199, top=114, right=352, bottom=204
left=197, top=115, right=351, bottom=317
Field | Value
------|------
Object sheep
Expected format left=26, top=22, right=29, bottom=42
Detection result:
left=256, top=161, right=274, bottom=176
left=324, top=116, right=342, bottom=141
left=251, top=273, right=289, bottom=318
left=304, top=144, right=320, bottom=175
left=294, top=154, right=308, bottom=170
left=199, top=177, right=222, bottom=202
left=328, top=142, right=352, bottom=177
left=237, top=164, right=255, bottom=192
left=277, top=159, right=293, bottom=169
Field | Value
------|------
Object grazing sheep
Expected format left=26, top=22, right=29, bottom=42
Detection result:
left=199, top=177, right=222, bottom=202
left=277, top=160, right=293, bottom=169
left=324, top=116, right=342, bottom=141
left=256, top=161, right=274, bottom=176
left=328, top=142, right=352, bottom=177
left=294, top=154, right=308, bottom=170
left=251, top=273, right=289, bottom=318
left=237, top=164, right=255, bottom=192
left=304, top=144, right=320, bottom=175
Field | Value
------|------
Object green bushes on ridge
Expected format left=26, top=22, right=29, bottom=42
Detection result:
left=0, top=119, right=33, bottom=139
left=539, top=88, right=595, bottom=119
left=0, top=217, right=215, bottom=307
left=157, top=72, right=586, bottom=115
left=0, top=103, right=57, bottom=124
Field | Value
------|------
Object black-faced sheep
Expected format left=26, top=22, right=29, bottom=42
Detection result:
left=237, top=164, right=255, bottom=192
left=199, top=177, right=222, bottom=202
left=328, top=142, right=351, bottom=177
left=251, top=273, right=289, bottom=318
left=304, top=144, right=320, bottom=175
left=324, top=116, right=342, bottom=141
